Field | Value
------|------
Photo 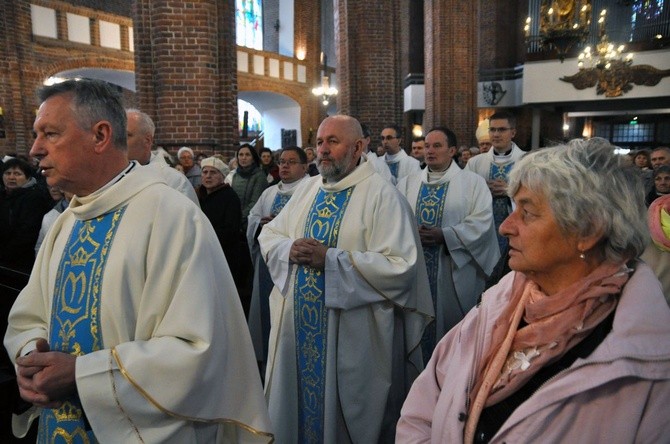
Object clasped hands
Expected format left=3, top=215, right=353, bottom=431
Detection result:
left=487, top=179, right=508, bottom=197
left=289, top=238, right=329, bottom=270
left=15, top=338, right=77, bottom=408
left=418, top=225, right=445, bottom=247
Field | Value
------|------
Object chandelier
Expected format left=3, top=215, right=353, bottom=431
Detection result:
left=311, top=75, right=338, bottom=107
left=525, top=0, right=592, bottom=62
left=577, top=10, right=633, bottom=70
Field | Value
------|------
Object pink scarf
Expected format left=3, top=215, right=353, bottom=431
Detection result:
left=649, top=195, right=670, bottom=252
left=464, top=263, right=631, bottom=444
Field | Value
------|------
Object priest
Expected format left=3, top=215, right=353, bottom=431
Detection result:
left=258, top=115, right=433, bottom=443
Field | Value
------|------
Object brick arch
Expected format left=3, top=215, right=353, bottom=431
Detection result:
left=38, top=57, right=135, bottom=84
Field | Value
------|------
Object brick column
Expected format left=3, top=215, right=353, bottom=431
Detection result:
left=133, top=0, right=238, bottom=154
left=335, top=0, right=404, bottom=142
left=294, top=0, right=321, bottom=144
left=424, top=0, right=478, bottom=146
left=0, top=0, right=38, bottom=155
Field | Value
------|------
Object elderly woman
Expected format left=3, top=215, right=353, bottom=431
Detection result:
left=396, top=138, right=670, bottom=443
left=0, top=158, right=51, bottom=272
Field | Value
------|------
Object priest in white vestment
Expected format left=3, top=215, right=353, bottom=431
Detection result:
left=397, top=126, right=500, bottom=359
left=258, top=115, right=433, bottom=443
left=4, top=79, right=272, bottom=443
left=247, top=147, right=309, bottom=367
left=381, top=124, right=421, bottom=184
left=466, top=112, right=525, bottom=254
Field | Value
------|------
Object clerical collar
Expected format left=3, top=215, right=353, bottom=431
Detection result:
left=385, top=151, right=402, bottom=161
left=279, top=176, right=305, bottom=191
left=96, top=161, right=137, bottom=194
left=492, top=146, right=514, bottom=163
left=427, top=163, right=450, bottom=182
left=493, top=147, right=512, bottom=157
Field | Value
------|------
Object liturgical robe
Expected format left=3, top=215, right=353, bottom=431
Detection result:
left=258, top=158, right=433, bottom=443
left=5, top=164, right=272, bottom=443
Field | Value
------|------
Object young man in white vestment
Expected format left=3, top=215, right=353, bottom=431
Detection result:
left=246, top=146, right=309, bottom=369
left=258, top=115, right=434, bottom=443
left=381, top=123, right=421, bottom=184
left=396, top=126, right=500, bottom=360
left=466, top=111, right=525, bottom=255
left=4, top=79, right=272, bottom=443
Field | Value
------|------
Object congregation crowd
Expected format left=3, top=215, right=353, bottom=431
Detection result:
left=1, top=79, right=669, bottom=443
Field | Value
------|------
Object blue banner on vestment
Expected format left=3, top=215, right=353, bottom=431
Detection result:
left=415, top=182, right=447, bottom=360
left=294, top=187, right=354, bottom=444
left=38, top=207, right=126, bottom=444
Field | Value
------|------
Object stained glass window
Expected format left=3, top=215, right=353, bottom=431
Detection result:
left=236, top=0, right=263, bottom=50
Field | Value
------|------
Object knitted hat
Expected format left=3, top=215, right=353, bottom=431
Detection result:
left=201, top=156, right=230, bottom=177
left=475, top=120, right=490, bottom=143
left=177, top=146, right=194, bottom=158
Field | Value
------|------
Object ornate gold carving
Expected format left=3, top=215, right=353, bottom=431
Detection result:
left=560, top=62, right=670, bottom=97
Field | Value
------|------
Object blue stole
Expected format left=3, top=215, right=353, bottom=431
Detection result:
left=414, top=182, right=448, bottom=361
left=270, top=192, right=291, bottom=215
left=489, top=162, right=514, bottom=253
left=38, top=207, right=126, bottom=444
left=294, top=186, right=354, bottom=443
left=387, top=161, right=399, bottom=179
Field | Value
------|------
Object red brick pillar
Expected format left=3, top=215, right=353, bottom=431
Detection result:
left=294, top=0, right=322, bottom=145
left=133, top=0, right=238, bottom=154
left=424, top=0, right=478, bottom=146
left=335, top=0, right=404, bottom=142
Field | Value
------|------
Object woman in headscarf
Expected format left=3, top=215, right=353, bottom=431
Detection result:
left=0, top=158, right=52, bottom=272
left=397, top=138, right=670, bottom=443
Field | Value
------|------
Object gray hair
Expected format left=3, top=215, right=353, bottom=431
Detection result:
left=507, top=137, right=648, bottom=263
left=37, top=79, right=127, bottom=150
left=126, top=108, right=156, bottom=137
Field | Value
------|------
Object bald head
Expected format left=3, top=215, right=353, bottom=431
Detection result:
left=126, top=109, right=156, bottom=165
left=316, top=115, right=364, bottom=181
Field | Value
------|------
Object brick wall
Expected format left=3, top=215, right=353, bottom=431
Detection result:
left=133, top=0, right=237, bottom=154
left=0, top=0, right=133, bottom=155
left=335, top=0, right=405, bottom=150
left=424, top=0, right=479, bottom=147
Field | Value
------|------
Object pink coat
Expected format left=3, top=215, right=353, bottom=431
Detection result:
left=397, top=263, right=670, bottom=443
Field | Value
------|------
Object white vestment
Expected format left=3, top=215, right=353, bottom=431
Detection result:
left=246, top=176, right=308, bottom=362
left=364, top=152, right=394, bottom=182
left=258, top=158, right=433, bottom=444
left=465, top=142, right=525, bottom=181
left=148, top=152, right=200, bottom=206
left=384, top=149, right=421, bottom=185
left=396, top=162, right=500, bottom=337
left=5, top=165, right=272, bottom=443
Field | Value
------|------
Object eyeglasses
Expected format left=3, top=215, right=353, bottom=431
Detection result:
left=278, top=159, right=304, bottom=166
left=488, top=127, right=512, bottom=133
left=380, top=135, right=398, bottom=141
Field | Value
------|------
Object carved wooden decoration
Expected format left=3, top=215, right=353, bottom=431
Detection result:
left=560, top=62, right=670, bottom=97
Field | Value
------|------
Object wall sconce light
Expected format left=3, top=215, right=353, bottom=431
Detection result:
left=296, top=48, right=306, bottom=61
left=274, top=19, right=280, bottom=32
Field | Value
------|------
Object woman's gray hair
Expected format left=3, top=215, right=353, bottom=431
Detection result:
left=507, top=137, right=648, bottom=263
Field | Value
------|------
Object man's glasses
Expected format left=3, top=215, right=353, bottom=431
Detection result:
left=278, top=160, right=304, bottom=166
left=488, top=127, right=512, bottom=133
left=380, top=135, right=398, bottom=141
